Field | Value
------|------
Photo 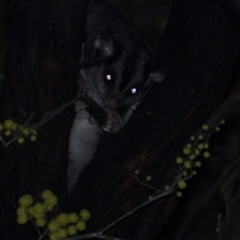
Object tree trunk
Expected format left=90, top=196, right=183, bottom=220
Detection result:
left=70, top=0, right=240, bottom=239
left=0, top=0, right=88, bottom=239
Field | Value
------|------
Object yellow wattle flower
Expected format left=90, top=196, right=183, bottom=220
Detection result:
left=17, top=207, right=28, bottom=218
left=19, top=194, right=33, bottom=207
left=146, top=175, right=152, bottom=181
left=30, top=135, right=37, bottom=141
left=55, top=213, right=69, bottom=226
left=178, top=180, right=187, bottom=189
left=68, top=213, right=79, bottom=223
left=33, top=203, right=45, bottom=214
left=79, top=209, right=91, bottom=221
left=42, top=190, right=58, bottom=210
left=76, top=221, right=86, bottom=231
left=36, top=218, right=46, bottom=227
left=17, top=215, right=28, bottom=224
left=202, top=124, right=209, bottom=131
left=184, top=161, right=191, bottom=169
left=176, top=157, right=183, bottom=164
left=176, top=191, right=182, bottom=197
left=67, top=225, right=78, bottom=236
left=48, top=220, right=59, bottom=232
left=183, top=147, right=191, bottom=155
left=4, top=119, right=14, bottom=129
left=5, top=130, right=11, bottom=136
left=58, top=228, right=67, bottom=238
left=195, top=161, right=202, bottom=167
left=18, top=137, right=25, bottom=144
left=22, top=128, right=29, bottom=136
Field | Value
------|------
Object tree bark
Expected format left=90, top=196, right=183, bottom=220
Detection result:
left=70, top=0, right=240, bottom=239
left=0, top=0, right=88, bottom=239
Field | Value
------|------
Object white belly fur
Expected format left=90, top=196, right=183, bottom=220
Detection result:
left=68, top=109, right=102, bottom=192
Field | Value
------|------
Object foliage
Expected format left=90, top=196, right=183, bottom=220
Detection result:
left=0, top=119, right=37, bottom=147
left=17, top=190, right=90, bottom=240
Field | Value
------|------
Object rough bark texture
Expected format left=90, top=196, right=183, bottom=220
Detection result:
left=0, top=0, right=88, bottom=239
left=1, top=0, right=240, bottom=240
left=71, top=0, right=240, bottom=239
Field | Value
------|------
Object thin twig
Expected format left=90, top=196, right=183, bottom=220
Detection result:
left=64, top=189, right=174, bottom=240
left=64, top=232, right=125, bottom=240
left=99, top=189, right=173, bottom=235
left=133, top=175, right=161, bottom=193
left=29, top=217, right=41, bottom=237
left=38, top=228, right=48, bottom=240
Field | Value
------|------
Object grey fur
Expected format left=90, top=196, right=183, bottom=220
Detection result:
left=68, top=0, right=166, bottom=192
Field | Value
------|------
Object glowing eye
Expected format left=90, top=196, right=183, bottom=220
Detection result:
left=106, top=74, right=112, bottom=81
left=104, top=70, right=116, bottom=85
left=130, top=88, right=137, bottom=95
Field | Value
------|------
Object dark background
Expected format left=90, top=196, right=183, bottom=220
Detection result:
left=1, top=0, right=240, bottom=240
